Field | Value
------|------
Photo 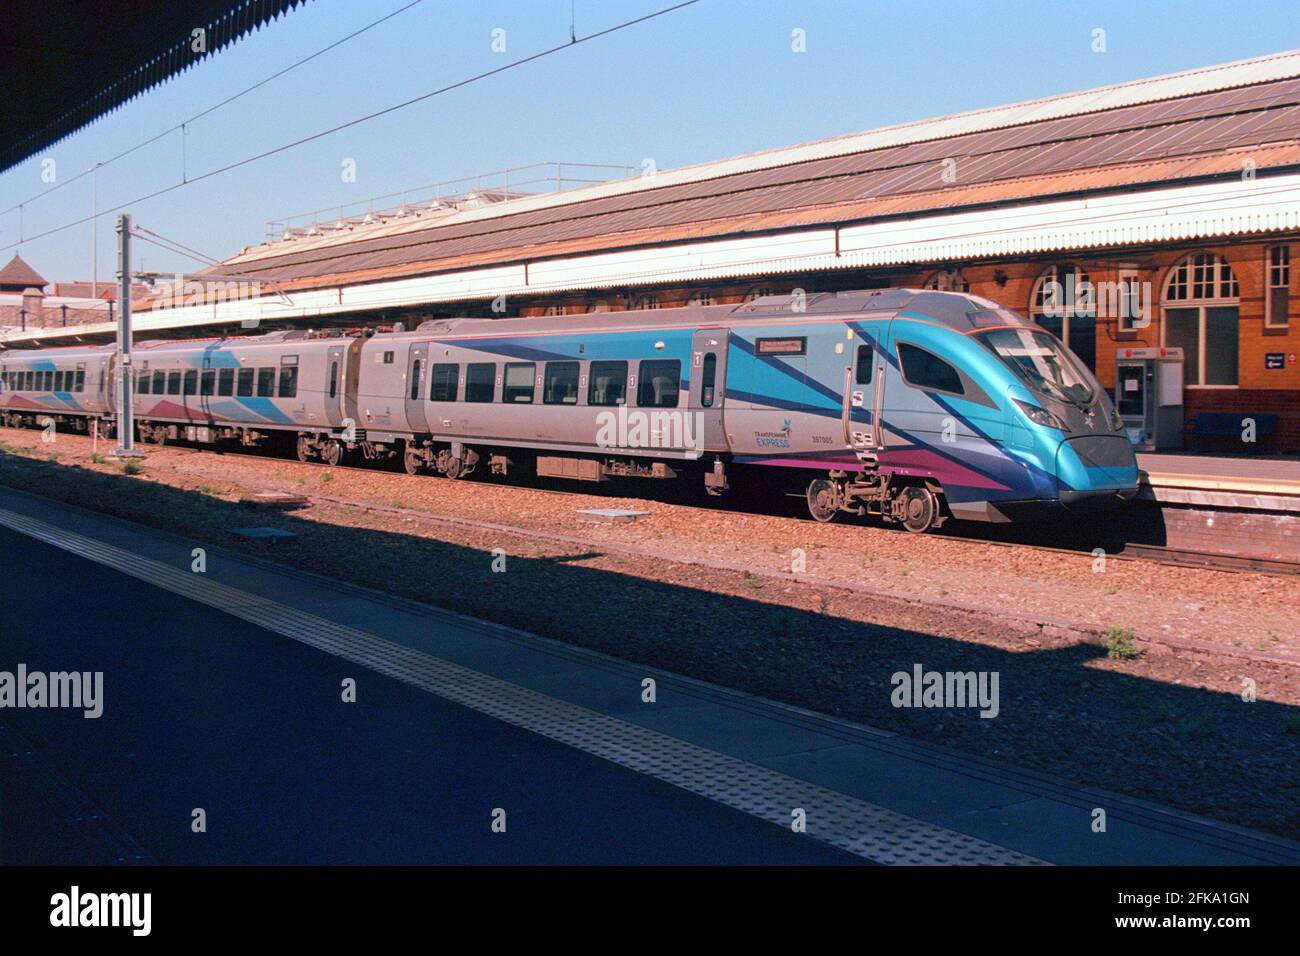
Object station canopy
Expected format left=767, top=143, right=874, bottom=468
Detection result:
left=1, top=0, right=312, bottom=174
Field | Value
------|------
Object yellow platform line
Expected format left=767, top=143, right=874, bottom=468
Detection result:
left=1142, top=473, right=1300, bottom=496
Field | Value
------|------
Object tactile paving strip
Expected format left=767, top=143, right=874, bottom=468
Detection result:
left=0, top=508, right=1044, bottom=865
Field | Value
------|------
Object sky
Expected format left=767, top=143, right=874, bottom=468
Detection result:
left=3, top=0, right=1299, bottom=283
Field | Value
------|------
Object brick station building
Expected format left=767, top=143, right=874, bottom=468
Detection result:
left=7, top=49, right=1300, bottom=450
left=0, top=254, right=150, bottom=333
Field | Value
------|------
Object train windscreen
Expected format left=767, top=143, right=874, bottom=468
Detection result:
left=976, top=328, right=1094, bottom=406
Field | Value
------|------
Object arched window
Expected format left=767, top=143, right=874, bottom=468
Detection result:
left=629, top=293, right=661, bottom=311
left=1029, top=265, right=1096, bottom=372
left=923, top=269, right=970, bottom=293
left=743, top=285, right=774, bottom=303
left=1161, top=253, right=1239, bottom=386
left=687, top=289, right=716, bottom=307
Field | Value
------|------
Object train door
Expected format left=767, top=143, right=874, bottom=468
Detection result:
left=844, top=323, right=888, bottom=457
left=325, top=344, right=347, bottom=429
left=199, top=355, right=213, bottom=421
left=404, top=342, right=429, bottom=434
left=689, top=329, right=728, bottom=453
left=103, top=354, right=117, bottom=415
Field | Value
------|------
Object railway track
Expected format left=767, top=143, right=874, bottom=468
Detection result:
left=198, top=444, right=1300, bottom=577
left=6, top=427, right=1298, bottom=577
left=1116, top=543, right=1299, bottom=576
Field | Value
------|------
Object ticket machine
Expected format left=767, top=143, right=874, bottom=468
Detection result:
left=1114, top=347, right=1184, bottom=451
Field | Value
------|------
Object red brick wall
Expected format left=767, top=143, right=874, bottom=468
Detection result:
left=1183, top=387, right=1300, bottom=453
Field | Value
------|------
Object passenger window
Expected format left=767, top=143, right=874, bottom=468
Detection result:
left=218, top=368, right=234, bottom=396
left=464, top=363, right=495, bottom=403
left=75, top=370, right=85, bottom=392
left=200, top=369, right=215, bottom=396
left=256, top=368, right=275, bottom=397
left=543, top=362, right=580, bottom=405
left=430, top=363, right=458, bottom=402
left=637, top=359, right=681, bottom=408
left=328, top=362, right=338, bottom=399
left=278, top=366, right=298, bottom=398
left=53, top=371, right=64, bottom=391
left=502, top=362, right=535, bottom=404
left=237, top=368, right=254, bottom=397
left=138, top=371, right=150, bottom=394
left=152, top=371, right=164, bottom=394
left=167, top=371, right=181, bottom=395
left=183, top=370, right=198, bottom=395
left=42, top=371, right=52, bottom=391
left=588, top=361, right=627, bottom=406
left=898, top=343, right=964, bottom=395
left=855, top=345, right=873, bottom=385
left=701, top=353, right=717, bottom=408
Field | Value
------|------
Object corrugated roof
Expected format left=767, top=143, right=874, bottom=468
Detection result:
left=206, top=69, right=1300, bottom=290
left=15, top=168, right=1300, bottom=348
left=222, top=49, right=1300, bottom=267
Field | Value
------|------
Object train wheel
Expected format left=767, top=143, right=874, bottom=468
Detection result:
left=899, top=486, right=939, bottom=533
left=443, top=455, right=463, bottom=480
left=144, top=425, right=166, bottom=446
left=296, top=436, right=313, bottom=462
left=403, top=445, right=424, bottom=476
left=321, top=440, right=344, bottom=467
left=806, top=478, right=839, bottom=523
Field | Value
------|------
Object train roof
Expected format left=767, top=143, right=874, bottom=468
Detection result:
left=379, top=288, right=1032, bottom=341
left=2, top=290, right=1038, bottom=360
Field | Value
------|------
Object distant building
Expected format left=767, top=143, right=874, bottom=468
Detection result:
left=0, top=253, right=46, bottom=293
left=0, top=254, right=148, bottom=333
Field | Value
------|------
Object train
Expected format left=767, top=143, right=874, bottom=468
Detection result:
left=0, top=288, right=1140, bottom=532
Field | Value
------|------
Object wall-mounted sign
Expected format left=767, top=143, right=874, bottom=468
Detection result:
left=1265, top=352, right=1284, bottom=370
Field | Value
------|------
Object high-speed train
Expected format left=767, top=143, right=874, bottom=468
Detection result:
left=0, top=288, right=1139, bottom=532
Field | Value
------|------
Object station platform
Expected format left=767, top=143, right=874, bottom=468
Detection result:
left=1137, top=452, right=1300, bottom=513
left=2, top=484, right=1298, bottom=866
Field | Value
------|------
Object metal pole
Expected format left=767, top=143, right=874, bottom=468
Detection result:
left=112, top=213, right=142, bottom=458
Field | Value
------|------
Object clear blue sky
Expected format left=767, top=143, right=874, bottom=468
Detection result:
left=3, top=0, right=1299, bottom=282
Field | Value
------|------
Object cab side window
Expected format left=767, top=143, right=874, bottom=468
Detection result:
left=897, top=343, right=963, bottom=395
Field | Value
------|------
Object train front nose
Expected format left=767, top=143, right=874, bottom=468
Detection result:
left=1054, top=433, right=1140, bottom=505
